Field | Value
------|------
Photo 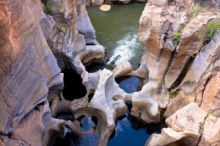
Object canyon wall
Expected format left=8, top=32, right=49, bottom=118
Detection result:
left=135, top=0, right=220, bottom=145
left=1, top=0, right=220, bottom=145
left=0, top=0, right=106, bottom=145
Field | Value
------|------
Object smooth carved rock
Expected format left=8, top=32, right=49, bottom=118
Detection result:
left=199, top=115, right=220, bottom=146
left=51, top=69, right=128, bottom=146
left=145, top=103, right=207, bottom=146
left=73, top=44, right=105, bottom=90
left=113, top=60, right=133, bottom=79
left=73, top=69, right=128, bottom=146
left=76, top=0, right=97, bottom=44
left=6, top=101, right=91, bottom=146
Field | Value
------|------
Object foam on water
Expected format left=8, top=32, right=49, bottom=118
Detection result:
left=107, top=33, right=140, bottom=65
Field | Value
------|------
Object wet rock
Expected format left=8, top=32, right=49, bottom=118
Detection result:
left=145, top=103, right=207, bottom=146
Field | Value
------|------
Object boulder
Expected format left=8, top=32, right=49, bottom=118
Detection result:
left=145, top=103, right=207, bottom=146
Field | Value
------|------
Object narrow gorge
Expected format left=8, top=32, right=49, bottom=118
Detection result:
left=0, top=0, right=220, bottom=146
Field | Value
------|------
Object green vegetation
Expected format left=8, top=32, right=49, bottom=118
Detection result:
left=169, top=91, right=178, bottom=98
left=173, top=28, right=184, bottom=46
left=198, top=20, right=220, bottom=40
left=189, top=4, right=203, bottom=18
left=206, top=20, right=220, bottom=38
left=41, top=0, right=53, bottom=15
left=207, top=112, right=215, bottom=117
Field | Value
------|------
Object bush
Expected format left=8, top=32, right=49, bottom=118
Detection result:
left=41, top=0, right=53, bottom=15
left=206, top=20, right=220, bottom=38
left=190, top=4, right=203, bottom=18
left=207, top=112, right=215, bottom=117
left=198, top=19, right=220, bottom=40
left=169, top=91, right=178, bottom=98
left=173, top=28, right=184, bottom=46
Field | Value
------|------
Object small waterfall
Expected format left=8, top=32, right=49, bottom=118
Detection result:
left=107, top=33, right=139, bottom=66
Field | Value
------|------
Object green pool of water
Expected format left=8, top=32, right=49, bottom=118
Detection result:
left=87, top=3, right=145, bottom=70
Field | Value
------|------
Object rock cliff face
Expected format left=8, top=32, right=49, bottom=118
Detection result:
left=134, top=0, right=220, bottom=145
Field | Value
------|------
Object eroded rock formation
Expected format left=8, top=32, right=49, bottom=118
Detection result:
left=1, top=0, right=220, bottom=145
left=132, top=0, right=220, bottom=145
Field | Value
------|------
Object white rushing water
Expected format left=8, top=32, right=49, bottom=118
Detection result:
left=107, top=33, right=140, bottom=65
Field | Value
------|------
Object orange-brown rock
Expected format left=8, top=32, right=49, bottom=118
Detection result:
left=199, top=115, right=220, bottom=146
left=145, top=103, right=207, bottom=146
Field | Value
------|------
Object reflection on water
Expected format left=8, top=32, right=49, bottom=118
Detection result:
left=87, top=3, right=145, bottom=71
left=117, top=76, right=140, bottom=93
left=78, top=116, right=97, bottom=132
left=55, top=115, right=99, bottom=146
left=108, top=76, right=165, bottom=146
left=85, top=63, right=113, bottom=73
left=55, top=76, right=165, bottom=146
left=108, top=106, right=165, bottom=146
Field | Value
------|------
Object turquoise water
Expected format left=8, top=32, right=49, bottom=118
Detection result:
left=87, top=3, right=145, bottom=70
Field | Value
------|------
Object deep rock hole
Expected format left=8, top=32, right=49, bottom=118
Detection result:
left=62, top=69, right=87, bottom=101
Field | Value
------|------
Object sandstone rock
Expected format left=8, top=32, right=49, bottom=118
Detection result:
left=113, top=60, right=133, bottom=79
left=199, top=115, right=220, bottom=146
left=165, top=12, right=220, bottom=89
left=163, top=90, right=195, bottom=119
left=145, top=103, right=207, bottom=146
left=200, top=71, right=220, bottom=117
left=176, top=30, right=220, bottom=95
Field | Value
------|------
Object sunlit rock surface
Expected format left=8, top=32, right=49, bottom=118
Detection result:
left=145, top=103, right=207, bottom=146
left=199, top=115, right=220, bottom=146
